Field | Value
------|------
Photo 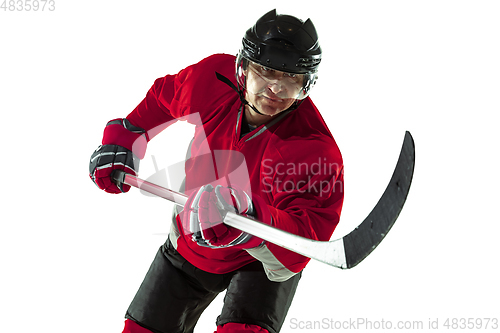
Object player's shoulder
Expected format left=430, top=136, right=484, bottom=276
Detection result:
left=179, top=53, right=236, bottom=89
left=193, top=53, right=236, bottom=75
left=199, top=53, right=236, bottom=65
left=270, top=101, right=343, bottom=165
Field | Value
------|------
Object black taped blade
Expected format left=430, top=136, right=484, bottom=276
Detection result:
left=343, top=131, right=415, bottom=268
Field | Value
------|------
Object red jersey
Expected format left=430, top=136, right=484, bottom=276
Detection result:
left=126, top=54, right=344, bottom=281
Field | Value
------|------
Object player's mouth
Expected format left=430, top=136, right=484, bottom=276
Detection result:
left=261, top=94, right=284, bottom=103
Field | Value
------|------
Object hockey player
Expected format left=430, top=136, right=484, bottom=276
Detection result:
left=89, top=9, right=344, bottom=333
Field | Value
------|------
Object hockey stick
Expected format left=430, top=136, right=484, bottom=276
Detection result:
left=112, top=131, right=415, bottom=269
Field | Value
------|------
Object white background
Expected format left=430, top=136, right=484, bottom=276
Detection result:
left=1, top=1, right=499, bottom=332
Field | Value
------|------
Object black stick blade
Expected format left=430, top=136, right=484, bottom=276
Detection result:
left=343, top=131, right=415, bottom=269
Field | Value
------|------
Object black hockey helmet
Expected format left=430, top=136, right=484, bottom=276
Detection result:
left=236, top=9, right=321, bottom=101
left=240, top=9, right=321, bottom=74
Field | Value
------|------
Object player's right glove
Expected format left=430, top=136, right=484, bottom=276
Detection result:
left=89, top=118, right=148, bottom=193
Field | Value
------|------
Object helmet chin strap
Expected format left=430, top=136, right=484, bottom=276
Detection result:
left=216, top=71, right=301, bottom=117
left=246, top=101, right=267, bottom=116
left=215, top=72, right=268, bottom=116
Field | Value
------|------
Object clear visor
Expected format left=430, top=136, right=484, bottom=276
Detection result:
left=237, top=56, right=318, bottom=101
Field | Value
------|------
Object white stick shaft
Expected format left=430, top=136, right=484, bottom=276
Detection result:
left=115, top=171, right=347, bottom=268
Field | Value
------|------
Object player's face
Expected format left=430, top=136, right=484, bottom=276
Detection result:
left=245, top=63, right=304, bottom=117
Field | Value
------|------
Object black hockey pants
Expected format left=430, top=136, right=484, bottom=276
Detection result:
left=125, top=239, right=301, bottom=333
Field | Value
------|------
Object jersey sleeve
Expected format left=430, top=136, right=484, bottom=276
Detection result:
left=125, top=69, right=188, bottom=141
left=125, top=54, right=236, bottom=141
left=247, top=139, right=344, bottom=282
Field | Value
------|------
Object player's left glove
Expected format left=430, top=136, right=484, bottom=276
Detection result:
left=181, top=184, right=272, bottom=249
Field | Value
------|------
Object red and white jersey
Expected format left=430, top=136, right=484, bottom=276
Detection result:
left=126, top=54, right=344, bottom=281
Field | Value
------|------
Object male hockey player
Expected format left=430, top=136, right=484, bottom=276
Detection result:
left=89, top=9, right=344, bottom=333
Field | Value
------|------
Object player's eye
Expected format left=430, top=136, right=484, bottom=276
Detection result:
left=260, top=66, right=275, bottom=74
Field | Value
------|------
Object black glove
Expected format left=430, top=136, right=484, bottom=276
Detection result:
left=89, top=145, right=139, bottom=193
left=89, top=118, right=147, bottom=193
